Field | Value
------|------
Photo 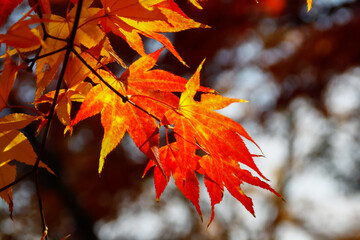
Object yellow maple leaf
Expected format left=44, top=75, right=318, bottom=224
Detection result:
left=95, top=0, right=208, bottom=65
left=35, top=1, right=104, bottom=98
left=0, top=113, right=53, bottom=216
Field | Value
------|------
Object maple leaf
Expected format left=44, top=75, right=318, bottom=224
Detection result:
left=95, top=0, right=207, bottom=65
left=0, top=113, right=52, bottom=171
left=34, top=0, right=104, bottom=98
left=63, top=39, right=117, bottom=88
left=34, top=14, right=68, bottom=99
left=0, top=0, right=283, bottom=228
left=0, top=19, right=42, bottom=49
left=0, top=53, right=18, bottom=113
left=72, top=49, right=214, bottom=173
left=71, top=73, right=159, bottom=173
left=143, top=143, right=203, bottom=218
left=68, top=0, right=104, bottom=49
left=0, top=6, right=48, bottom=55
left=147, top=60, right=282, bottom=224
left=35, top=82, right=91, bottom=128
left=115, top=48, right=213, bottom=113
left=0, top=113, right=53, bottom=217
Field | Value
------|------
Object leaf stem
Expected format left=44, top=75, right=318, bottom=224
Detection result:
left=77, top=15, right=105, bottom=29
left=26, top=47, right=67, bottom=64
left=129, top=94, right=176, bottom=109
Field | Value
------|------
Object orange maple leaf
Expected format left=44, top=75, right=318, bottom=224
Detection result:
left=35, top=82, right=91, bottom=128
left=95, top=0, right=208, bottom=65
left=71, top=74, right=159, bottom=174
left=144, top=143, right=203, bottom=219
left=71, top=49, right=201, bottom=173
left=71, top=49, right=215, bottom=173
left=0, top=18, right=43, bottom=49
left=34, top=0, right=104, bottom=98
left=0, top=0, right=282, bottom=226
left=142, top=60, right=282, bottom=224
left=0, top=113, right=52, bottom=171
left=0, top=113, right=53, bottom=217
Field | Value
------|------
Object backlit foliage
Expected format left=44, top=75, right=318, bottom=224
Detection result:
left=0, top=0, right=301, bottom=234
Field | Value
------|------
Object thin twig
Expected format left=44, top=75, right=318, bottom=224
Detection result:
left=71, top=49, right=128, bottom=101
left=0, top=171, right=33, bottom=193
left=71, top=49, right=162, bottom=122
left=26, top=46, right=67, bottom=64
left=0, top=0, right=83, bottom=194
left=28, top=3, right=67, bottom=70
left=35, top=170, right=47, bottom=239
left=29, top=47, right=42, bottom=70
left=31, top=0, right=84, bottom=239
left=28, top=3, right=46, bottom=70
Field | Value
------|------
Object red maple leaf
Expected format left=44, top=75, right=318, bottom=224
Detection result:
left=142, top=60, right=281, bottom=224
left=71, top=49, right=212, bottom=173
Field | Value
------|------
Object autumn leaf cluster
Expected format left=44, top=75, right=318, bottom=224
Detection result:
left=0, top=0, right=291, bottom=228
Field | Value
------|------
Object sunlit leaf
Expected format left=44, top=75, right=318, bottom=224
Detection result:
left=95, top=0, right=208, bottom=65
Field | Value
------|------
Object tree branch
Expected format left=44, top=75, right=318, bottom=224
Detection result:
left=31, top=0, right=84, bottom=239
left=0, top=171, right=33, bottom=193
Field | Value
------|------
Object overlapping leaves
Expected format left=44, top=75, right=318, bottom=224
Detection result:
left=144, top=61, right=281, bottom=223
left=0, top=113, right=51, bottom=217
left=0, top=0, right=281, bottom=224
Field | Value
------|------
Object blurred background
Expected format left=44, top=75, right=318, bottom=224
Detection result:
left=1, top=0, right=360, bottom=239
